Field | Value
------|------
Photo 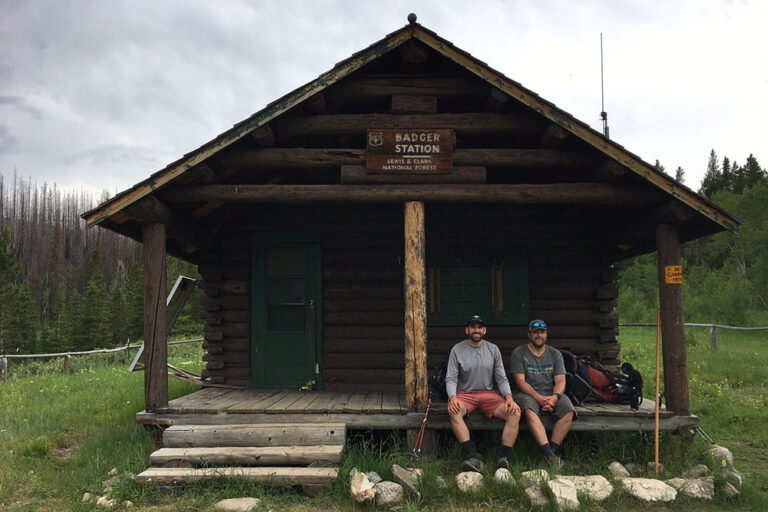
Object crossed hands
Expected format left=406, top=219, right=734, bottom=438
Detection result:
left=505, top=395, right=520, bottom=416
left=538, top=394, right=559, bottom=412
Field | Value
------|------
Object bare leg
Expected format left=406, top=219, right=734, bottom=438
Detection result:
left=492, top=403, right=520, bottom=447
left=449, top=403, right=470, bottom=443
left=550, top=411, right=574, bottom=445
left=524, top=409, right=550, bottom=446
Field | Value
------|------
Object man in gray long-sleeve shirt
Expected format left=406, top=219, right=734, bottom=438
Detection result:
left=446, top=315, right=520, bottom=473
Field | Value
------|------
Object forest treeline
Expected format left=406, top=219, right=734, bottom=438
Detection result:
left=0, top=173, right=201, bottom=355
left=620, top=150, right=768, bottom=325
left=1, top=149, right=766, bottom=354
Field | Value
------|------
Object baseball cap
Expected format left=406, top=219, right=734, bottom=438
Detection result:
left=528, top=319, right=547, bottom=331
left=465, top=315, right=486, bottom=327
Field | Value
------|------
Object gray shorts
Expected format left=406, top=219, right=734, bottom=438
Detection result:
left=513, top=392, right=578, bottom=421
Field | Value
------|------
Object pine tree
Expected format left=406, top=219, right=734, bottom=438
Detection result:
left=80, top=250, right=109, bottom=349
left=0, top=228, right=35, bottom=354
left=743, top=154, right=765, bottom=189
left=699, top=149, right=721, bottom=197
left=722, top=157, right=732, bottom=192
left=675, top=166, right=685, bottom=184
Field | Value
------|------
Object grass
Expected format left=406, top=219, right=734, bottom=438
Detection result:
left=1, top=329, right=767, bottom=510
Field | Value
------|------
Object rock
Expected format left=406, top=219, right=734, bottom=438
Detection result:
left=406, top=467, right=423, bottom=479
left=122, top=501, right=134, bottom=508
left=680, top=476, right=714, bottom=500
left=214, top=498, right=262, bottom=511
left=349, top=468, right=375, bottom=503
left=436, top=476, right=447, bottom=488
left=547, top=478, right=579, bottom=511
left=82, top=492, right=93, bottom=504
left=723, top=465, right=743, bottom=488
left=682, top=464, right=709, bottom=478
left=707, top=444, right=734, bottom=467
left=525, top=485, right=549, bottom=509
left=646, top=462, right=664, bottom=475
left=620, top=478, right=677, bottom=502
left=391, top=464, right=420, bottom=496
left=96, top=496, right=116, bottom=509
left=608, top=461, right=630, bottom=478
left=493, top=468, right=514, bottom=484
left=301, top=483, right=330, bottom=497
left=520, top=469, right=549, bottom=488
left=107, top=467, right=118, bottom=477
left=374, top=481, right=403, bottom=509
left=624, top=463, right=645, bottom=477
left=556, top=475, right=613, bottom=501
left=665, top=478, right=686, bottom=490
left=456, top=471, right=484, bottom=492
left=366, top=471, right=383, bottom=484
left=723, top=482, right=740, bottom=497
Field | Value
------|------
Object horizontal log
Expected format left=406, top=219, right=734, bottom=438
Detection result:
left=198, top=263, right=249, bottom=281
left=390, top=94, right=436, bottom=113
left=203, top=352, right=250, bottom=365
left=204, top=331, right=224, bottom=342
left=324, top=311, right=402, bottom=326
left=323, top=298, right=403, bottom=313
left=332, top=77, right=489, bottom=102
left=149, top=445, right=343, bottom=467
left=165, top=183, right=657, bottom=205
left=529, top=281, right=619, bottom=300
left=324, top=249, right=401, bottom=266
left=273, top=113, right=536, bottom=136
left=201, top=366, right=250, bottom=378
left=204, top=345, right=224, bottom=354
left=198, top=280, right=248, bottom=297
left=200, top=310, right=250, bottom=322
left=203, top=337, right=249, bottom=351
left=529, top=299, right=617, bottom=311
left=163, top=423, right=346, bottom=447
left=341, top=165, right=486, bottom=184
left=201, top=295, right=250, bottom=311
left=323, top=266, right=401, bottom=282
left=323, top=369, right=403, bottom=384
left=135, top=467, right=339, bottom=485
left=324, top=283, right=402, bottom=299
left=204, top=322, right=249, bottom=337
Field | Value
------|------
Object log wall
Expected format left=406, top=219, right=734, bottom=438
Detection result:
left=196, top=205, right=619, bottom=389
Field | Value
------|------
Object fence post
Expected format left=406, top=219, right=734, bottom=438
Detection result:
left=63, top=355, right=71, bottom=374
left=709, top=326, right=718, bottom=349
left=0, top=356, right=7, bottom=382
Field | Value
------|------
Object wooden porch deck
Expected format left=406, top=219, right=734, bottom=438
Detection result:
left=136, top=389, right=699, bottom=432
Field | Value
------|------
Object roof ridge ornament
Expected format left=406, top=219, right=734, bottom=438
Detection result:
left=407, top=13, right=417, bottom=24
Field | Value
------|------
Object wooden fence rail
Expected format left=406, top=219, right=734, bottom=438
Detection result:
left=620, top=323, right=768, bottom=349
left=0, top=338, right=202, bottom=382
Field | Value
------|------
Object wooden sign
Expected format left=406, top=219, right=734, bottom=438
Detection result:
left=664, top=265, right=683, bottom=284
left=366, top=129, right=454, bottom=174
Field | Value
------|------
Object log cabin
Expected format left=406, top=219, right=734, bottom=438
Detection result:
left=83, top=17, right=740, bottom=448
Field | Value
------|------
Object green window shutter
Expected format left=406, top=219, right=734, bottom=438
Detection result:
left=427, top=258, right=528, bottom=326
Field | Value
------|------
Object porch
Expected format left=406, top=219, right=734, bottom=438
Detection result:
left=136, top=388, right=699, bottom=432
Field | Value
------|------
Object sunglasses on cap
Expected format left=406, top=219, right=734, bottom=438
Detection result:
left=528, top=320, right=547, bottom=331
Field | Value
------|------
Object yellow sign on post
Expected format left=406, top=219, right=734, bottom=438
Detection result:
left=665, top=265, right=683, bottom=284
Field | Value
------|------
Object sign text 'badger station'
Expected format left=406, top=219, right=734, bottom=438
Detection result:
left=366, top=129, right=455, bottom=174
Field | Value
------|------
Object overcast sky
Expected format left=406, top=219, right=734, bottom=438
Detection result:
left=1, top=0, right=766, bottom=196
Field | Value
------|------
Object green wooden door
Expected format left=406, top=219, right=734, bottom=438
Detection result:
left=251, top=234, right=321, bottom=388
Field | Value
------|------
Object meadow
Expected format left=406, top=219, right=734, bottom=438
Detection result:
left=1, top=328, right=766, bottom=511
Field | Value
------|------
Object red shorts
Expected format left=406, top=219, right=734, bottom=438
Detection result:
left=456, top=390, right=505, bottom=419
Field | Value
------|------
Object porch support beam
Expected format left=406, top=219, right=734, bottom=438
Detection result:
left=404, top=201, right=428, bottom=411
left=656, top=223, right=689, bottom=414
left=143, top=223, right=168, bottom=412
left=164, top=183, right=660, bottom=205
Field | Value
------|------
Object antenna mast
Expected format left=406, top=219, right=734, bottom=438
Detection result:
left=600, top=33, right=610, bottom=138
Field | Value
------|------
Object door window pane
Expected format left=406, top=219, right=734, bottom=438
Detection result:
left=267, top=249, right=305, bottom=276
left=267, top=278, right=305, bottom=304
left=267, top=306, right=305, bottom=330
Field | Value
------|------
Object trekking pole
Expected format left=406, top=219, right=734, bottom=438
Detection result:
left=654, top=311, right=661, bottom=476
left=412, top=390, right=433, bottom=461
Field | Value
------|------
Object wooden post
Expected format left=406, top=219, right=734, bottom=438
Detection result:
left=709, top=325, right=718, bottom=349
left=143, top=223, right=168, bottom=412
left=63, top=355, right=71, bottom=374
left=0, top=356, right=7, bottom=382
left=656, top=224, right=689, bottom=414
left=404, top=201, right=428, bottom=411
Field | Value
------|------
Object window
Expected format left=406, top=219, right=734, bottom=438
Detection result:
left=427, top=257, right=528, bottom=326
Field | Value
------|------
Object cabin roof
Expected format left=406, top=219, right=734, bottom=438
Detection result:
left=82, top=20, right=740, bottom=259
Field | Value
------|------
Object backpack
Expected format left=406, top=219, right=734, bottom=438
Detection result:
left=431, top=351, right=451, bottom=401
left=559, top=349, right=592, bottom=406
left=579, top=358, right=644, bottom=410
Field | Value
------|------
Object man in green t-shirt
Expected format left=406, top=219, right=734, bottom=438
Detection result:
left=510, top=319, right=576, bottom=464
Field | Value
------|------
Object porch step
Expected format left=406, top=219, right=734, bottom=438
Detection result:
left=135, top=466, right=338, bottom=485
left=150, top=445, right=343, bottom=467
left=163, top=422, right=346, bottom=448
left=137, top=423, right=346, bottom=487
